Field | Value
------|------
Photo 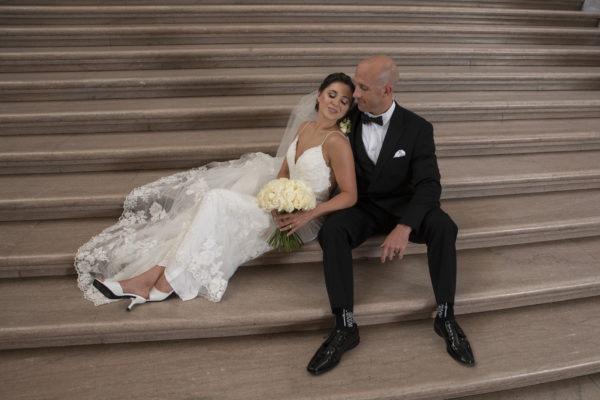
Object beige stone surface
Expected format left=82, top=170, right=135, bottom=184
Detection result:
left=2, top=5, right=598, bottom=26
left=0, top=0, right=586, bottom=9
left=2, top=189, right=599, bottom=277
left=0, top=297, right=599, bottom=400
left=0, top=237, right=598, bottom=349
left=1, top=1, right=598, bottom=398
left=457, top=373, right=600, bottom=399
left=1, top=151, right=598, bottom=214
left=2, top=43, right=599, bottom=74
left=2, top=118, right=599, bottom=174
left=3, top=24, right=599, bottom=48
left=2, top=66, right=599, bottom=102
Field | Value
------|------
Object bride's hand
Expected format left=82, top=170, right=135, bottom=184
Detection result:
left=276, top=210, right=315, bottom=236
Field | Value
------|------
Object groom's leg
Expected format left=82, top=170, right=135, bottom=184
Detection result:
left=318, top=205, right=378, bottom=313
left=409, top=207, right=458, bottom=306
left=410, top=207, right=475, bottom=366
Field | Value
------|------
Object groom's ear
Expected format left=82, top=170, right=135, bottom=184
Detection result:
left=382, top=84, right=393, bottom=97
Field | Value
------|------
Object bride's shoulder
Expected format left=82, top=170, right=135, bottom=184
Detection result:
left=323, top=130, right=351, bottom=151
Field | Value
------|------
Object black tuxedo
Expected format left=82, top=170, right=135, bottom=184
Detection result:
left=318, top=103, right=458, bottom=312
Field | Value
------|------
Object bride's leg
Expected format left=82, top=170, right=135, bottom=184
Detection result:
left=100, top=265, right=164, bottom=299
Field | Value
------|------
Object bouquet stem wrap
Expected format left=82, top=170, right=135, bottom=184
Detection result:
left=257, top=178, right=317, bottom=252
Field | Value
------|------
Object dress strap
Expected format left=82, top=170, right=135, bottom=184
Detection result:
left=296, top=121, right=312, bottom=141
left=320, top=130, right=346, bottom=146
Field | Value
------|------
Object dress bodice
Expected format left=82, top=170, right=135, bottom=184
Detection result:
left=286, top=136, right=333, bottom=203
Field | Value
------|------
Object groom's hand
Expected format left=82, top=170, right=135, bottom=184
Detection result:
left=380, top=224, right=412, bottom=263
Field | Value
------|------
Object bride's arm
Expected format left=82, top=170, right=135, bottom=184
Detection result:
left=277, top=133, right=357, bottom=235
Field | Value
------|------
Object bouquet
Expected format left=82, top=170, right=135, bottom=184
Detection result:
left=257, top=178, right=317, bottom=252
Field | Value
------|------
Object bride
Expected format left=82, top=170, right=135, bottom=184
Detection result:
left=75, top=72, right=357, bottom=310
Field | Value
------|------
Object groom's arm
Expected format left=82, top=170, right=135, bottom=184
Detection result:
left=398, top=119, right=441, bottom=231
left=380, top=119, right=441, bottom=263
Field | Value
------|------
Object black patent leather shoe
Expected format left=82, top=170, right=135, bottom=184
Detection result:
left=434, top=316, right=475, bottom=366
left=307, top=324, right=360, bottom=375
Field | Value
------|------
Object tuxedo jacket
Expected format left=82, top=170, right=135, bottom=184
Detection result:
left=347, top=102, right=442, bottom=231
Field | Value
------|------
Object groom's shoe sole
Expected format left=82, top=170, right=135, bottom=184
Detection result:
left=92, top=279, right=133, bottom=300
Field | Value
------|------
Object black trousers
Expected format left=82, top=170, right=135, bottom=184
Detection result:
left=317, top=201, right=458, bottom=312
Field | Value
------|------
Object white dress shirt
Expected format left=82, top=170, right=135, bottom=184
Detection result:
left=361, top=102, right=396, bottom=164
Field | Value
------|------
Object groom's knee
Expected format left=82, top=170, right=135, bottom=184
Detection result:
left=423, top=209, right=458, bottom=240
left=318, top=213, right=351, bottom=248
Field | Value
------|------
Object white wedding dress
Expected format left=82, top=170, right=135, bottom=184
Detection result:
left=75, top=130, right=339, bottom=305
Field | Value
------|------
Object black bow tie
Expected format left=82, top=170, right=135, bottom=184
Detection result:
left=361, top=114, right=383, bottom=126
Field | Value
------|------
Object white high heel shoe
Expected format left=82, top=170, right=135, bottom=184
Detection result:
left=93, top=279, right=147, bottom=311
left=149, top=287, right=174, bottom=302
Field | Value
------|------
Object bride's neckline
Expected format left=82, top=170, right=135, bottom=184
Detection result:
left=292, top=136, right=325, bottom=165
left=293, top=122, right=341, bottom=165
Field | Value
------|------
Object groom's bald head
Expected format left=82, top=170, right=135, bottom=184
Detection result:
left=353, top=55, right=398, bottom=115
left=360, top=55, right=398, bottom=88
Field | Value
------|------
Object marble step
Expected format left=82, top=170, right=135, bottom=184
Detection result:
left=2, top=43, right=599, bottom=72
left=3, top=66, right=600, bottom=102
left=2, top=118, right=600, bottom=174
left=4, top=24, right=600, bottom=47
left=0, top=296, right=598, bottom=399
left=1, top=91, right=599, bottom=135
left=0, top=0, right=585, bottom=10
left=2, top=189, right=599, bottom=278
left=2, top=5, right=598, bottom=27
left=1, top=151, right=599, bottom=222
left=1, top=236, right=599, bottom=350
left=458, top=373, right=600, bottom=400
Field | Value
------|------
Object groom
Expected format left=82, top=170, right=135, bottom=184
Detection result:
left=307, top=55, right=475, bottom=375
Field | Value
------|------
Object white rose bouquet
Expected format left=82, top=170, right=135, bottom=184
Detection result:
left=257, top=178, right=317, bottom=252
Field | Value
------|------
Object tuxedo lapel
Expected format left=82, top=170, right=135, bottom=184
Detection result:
left=350, top=111, right=374, bottom=167
left=371, top=103, right=404, bottom=182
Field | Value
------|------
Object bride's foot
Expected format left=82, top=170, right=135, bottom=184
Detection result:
left=149, top=270, right=175, bottom=302
left=154, top=271, right=174, bottom=293
left=93, top=278, right=147, bottom=311
left=109, top=265, right=166, bottom=300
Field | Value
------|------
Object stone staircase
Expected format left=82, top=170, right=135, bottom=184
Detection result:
left=1, top=0, right=600, bottom=399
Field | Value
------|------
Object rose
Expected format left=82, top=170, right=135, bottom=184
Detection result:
left=339, top=118, right=351, bottom=135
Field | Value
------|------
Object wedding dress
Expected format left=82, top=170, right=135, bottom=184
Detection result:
left=75, top=128, right=339, bottom=305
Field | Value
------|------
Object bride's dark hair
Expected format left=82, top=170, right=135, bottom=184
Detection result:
left=315, top=72, right=355, bottom=111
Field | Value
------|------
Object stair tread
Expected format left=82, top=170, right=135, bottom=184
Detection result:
left=2, top=189, right=599, bottom=271
left=0, top=151, right=599, bottom=205
left=2, top=118, right=599, bottom=157
left=1, top=296, right=599, bottom=399
left=4, top=23, right=600, bottom=33
left=3, top=65, right=600, bottom=82
left=458, top=373, right=600, bottom=400
left=2, top=119, right=600, bottom=156
left=3, top=4, right=596, bottom=17
left=1, top=236, right=599, bottom=349
left=0, top=0, right=585, bottom=8
left=3, top=42, right=598, bottom=52
left=2, top=91, right=599, bottom=116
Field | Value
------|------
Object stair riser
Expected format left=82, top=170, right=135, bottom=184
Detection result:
left=4, top=77, right=600, bottom=102
left=3, top=30, right=600, bottom=47
left=2, top=51, right=599, bottom=73
left=2, top=175, right=599, bottom=222
left=0, top=0, right=585, bottom=10
left=2, top=104, right=599, bottom=135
